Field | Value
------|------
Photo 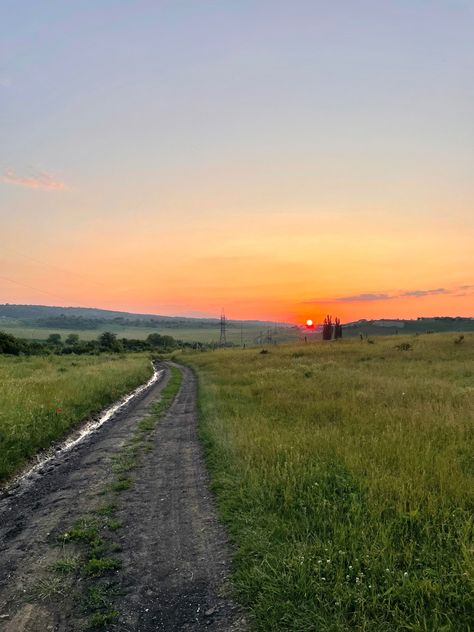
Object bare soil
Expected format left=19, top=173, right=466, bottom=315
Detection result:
left=0, top=362, right=246, bottom=631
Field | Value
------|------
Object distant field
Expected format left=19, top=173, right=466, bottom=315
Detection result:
left=0, top=321, right=299, bottom=346
left=0, top=354, right=152, bottom=482
left=186, top=334, right=474, bottom=631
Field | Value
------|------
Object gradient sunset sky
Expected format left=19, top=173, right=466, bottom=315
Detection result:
left=1, top=1, right=473, bottom=323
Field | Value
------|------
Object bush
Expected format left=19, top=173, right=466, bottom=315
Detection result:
left=0, top=331, right=27, bottom=355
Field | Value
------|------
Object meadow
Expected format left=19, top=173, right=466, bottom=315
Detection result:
left=0, top=354, right=152, bottom=483
left=186, top=334, right=474, bottom=631
left=0, top=321, right=299, bottom=346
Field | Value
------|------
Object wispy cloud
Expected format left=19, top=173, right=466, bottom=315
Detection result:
left=334, top=293, right=393, bottom=303
left=304, top=285, right=472, bottom=304
left=2, top=169, right=65, bottom=191
left=400, top=288, right=448, bottom=297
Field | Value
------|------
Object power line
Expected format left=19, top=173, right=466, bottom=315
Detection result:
left=2, top=246, right=109, bottom=289
left=0, top=274, right=67, bottom=301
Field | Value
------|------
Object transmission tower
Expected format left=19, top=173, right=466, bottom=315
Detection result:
left=219, top=309, right=227, bottom=346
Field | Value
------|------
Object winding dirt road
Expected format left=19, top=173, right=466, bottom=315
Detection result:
left=0, top=363, right=246, bottom=631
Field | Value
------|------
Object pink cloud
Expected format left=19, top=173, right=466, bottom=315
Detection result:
left=2, top=169, right=65, bottom=191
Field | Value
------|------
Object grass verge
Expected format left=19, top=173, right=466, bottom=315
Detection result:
left=187, top=334, right=474, bottom=631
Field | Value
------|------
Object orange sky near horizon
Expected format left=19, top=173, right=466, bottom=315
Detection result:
left=2, top=207, right=472, bottom=324
left=1, top=3, right=473, bottom=324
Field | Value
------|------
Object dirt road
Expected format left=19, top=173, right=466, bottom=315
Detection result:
left=0, top=362, right=246, bottom=631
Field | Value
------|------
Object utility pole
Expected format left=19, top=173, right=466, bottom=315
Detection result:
left=219, top=309, right=227, bottom=346
left=240, top=321, right=243, bottom=348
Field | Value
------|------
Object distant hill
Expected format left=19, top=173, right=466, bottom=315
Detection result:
left=0, top=304, right=289, bottom=329
left=2, top=305, right=471, bottom=339
left=343, top=317, right=474, bottom=336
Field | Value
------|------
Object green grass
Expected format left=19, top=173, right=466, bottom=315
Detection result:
left=110, top=477, right=133, bottom=492
left=83, top=557, right=122, bottom=577
left=52, top=555, right=81, bottom=574
left=83, top=584, right=121, bottom=628
left=151, top=365, right=182, bottom=417
left=187, top=334, right=474, bottom=631
left=89, top=609, right=119, bottom=628
left=0, top=353, right=153, bottom=482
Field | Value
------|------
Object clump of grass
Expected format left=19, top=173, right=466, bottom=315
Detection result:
left=62, top=517, right=100, bottom=544
left=61, top=517, right=106, bottom=559
left=105, top=518, right=122, bottom=531
left=34, top=576, right=68, bottom=600
left=137, top=416, right=155, bottom=433
left=111, top=453, right=137, bottom=474
left=110, top=477, right=132, bottom=492
left=83, top=584, right=121, bottom=629
left=187, top=334, right=474, bottom=631
left=83, top=583, right=120, bottom=611
left=89, top=610, right=119, bottom=628
left=94, top=503, right=118, bottom=517
left=83, top=557, right=122, bottom=577
left=52, top=555, right=81, bottom=574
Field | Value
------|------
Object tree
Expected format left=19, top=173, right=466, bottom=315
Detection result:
left=47, top=333, right=62, bottom=345
left=65, top=333, right=79, bottom=345
left=334, top=317, right=343, bottom=339
left=146, top=333, right=176, bottom=348
left=98, top=331, right=122, bottom=351
left=322, top=315, right=333, bottom=341
left=0, top=331, right=26, bottom=355
left=121, top=338, right=149, bottom=352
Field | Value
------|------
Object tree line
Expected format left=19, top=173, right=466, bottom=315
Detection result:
left=0, top=330, right=195, bottom=356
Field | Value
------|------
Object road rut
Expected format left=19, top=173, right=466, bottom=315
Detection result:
left=0, top=362, right=246, bottom=631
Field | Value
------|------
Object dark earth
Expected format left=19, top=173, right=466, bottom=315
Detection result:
left=0, top=362, right=247, bottom=631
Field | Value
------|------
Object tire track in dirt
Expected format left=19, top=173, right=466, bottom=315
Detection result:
left=115, top=364, right=246, bottom=631
left=0, top=362, right=246, bottom=631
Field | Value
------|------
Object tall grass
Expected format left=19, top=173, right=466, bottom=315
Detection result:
left=0, top=354, right=152, bottom=482
left=187, top=334, right=474, bottom=631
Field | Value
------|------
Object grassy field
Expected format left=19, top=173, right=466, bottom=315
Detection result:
left=185, top=334, right=474, bottom=631
left=0, top=322, right=299, bottom=346
left=0, top=354, right=152, bottom=483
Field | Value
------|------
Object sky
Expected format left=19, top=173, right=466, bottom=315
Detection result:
left=1, top=0, right=473, bottom=324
